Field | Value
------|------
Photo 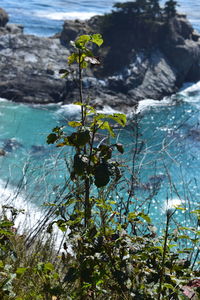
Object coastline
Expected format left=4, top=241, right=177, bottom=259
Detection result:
left=0, top=6, right=200, bottom=111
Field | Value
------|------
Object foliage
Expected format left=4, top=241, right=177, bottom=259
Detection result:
left=164, top=0, right=179, bottom=18
left=46, top=33, right=200, bottom=299
left=0, top=32, right=199, bottom=299
left=0, top=207, right=64, bottom=300
left=113, top=0, right=178, bottom=20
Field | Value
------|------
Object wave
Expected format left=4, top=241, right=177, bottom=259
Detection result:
left=136, top=97, right=173, bottom=113
left=0, top=97, right=9, bottom=103
left=178, top=80, right=200, bottom=103
left=136, top=80, right=200, bottom=113
left=56, top=103, right=81, bottom=119
left=97, top=105, right=122, bottom=114
left=35, top=11, right=99, bottom=21
left=0, top=180, right=43, bottom=230
left=0, top=180, right=66, bottom=249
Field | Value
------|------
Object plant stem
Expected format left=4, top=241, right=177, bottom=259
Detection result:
left=157, top=213, right=170, bottom=300
left=78, top=49, right=91, bottom=227
left=78, top=50, right=85, bottom=126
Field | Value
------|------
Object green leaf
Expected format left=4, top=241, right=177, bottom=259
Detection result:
left=128, top=212, right=137, bottom=219
left=177, top=235, right=191, bottom=240
left=94, top=163, right=110, bottom=187
left=73, top=154, right=88, bottom=176
left=68, top=121, right=82, bottom=128
left=0, top=260, right=4, bottom=268
left=91, top=34, right=103, bottom=46
left=128, top=212, right=151, bottom=223
left=56, top=220, right=67, bottom=232
left=80, top=60, right=88, bottom=69
left=115, top=143, right=124, bottom=154
left=138, top=212, right=151, bottom=223
left=75, top=35, right=91, bottom=48
left=16, top=267, right=28, bottom=275
left=52, top=126, right=63, bottom=133
left=99, top=144, right=112, bottom=159
left=44, top=262, right=54, bottom=272
left=75, top=130, right=90, bottom=146
left=95, top=113, right=126, bottom=127
left=47, top=133, right=58, bottom=144
left=108, top=113, right=127, bottom=127
left=59, top=69, right=70, bottom=78
left=97, top=120, right=115, bottom=137
left=176, top=207, right=186, bottom=211
left=163, top=283, right=175, bottom=290
left=0, top=220, right=14, bottom=227
left=68, top=53, right=78, bottom=65
left=61, top=131, right=90, bottom=147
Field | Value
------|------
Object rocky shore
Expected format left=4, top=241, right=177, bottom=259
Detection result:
left=0, top=5, right=200, bottom=111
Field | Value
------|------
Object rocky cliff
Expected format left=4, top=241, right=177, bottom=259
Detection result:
left=0, top=5, right=200, bottom=111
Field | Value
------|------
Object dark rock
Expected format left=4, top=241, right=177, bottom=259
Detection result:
left=59, top=12, right=200, bottom=105
left=2, top=138, right=23, bottom=152
left=0, top=8, right=9, bottom=27
left=0, top=33, right=71, bottom=104
left=30, top=145, right=47, bottom=156
left=0, top=6, right=199, bottom=111
left=60, top=19, right=90, bottom=46
left=6, top=24, right=24, bottom=34
left=0, top=148, right=6, bottom=156
left=160, top=17, right=200, bottom=84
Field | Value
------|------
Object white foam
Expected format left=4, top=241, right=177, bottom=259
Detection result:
left=178, top=81, right=200, bottom=104
left=0, top=180, right=43, bottom=230
left=0, top=97, right=9, bottom=103
left=0, top=180, right=65, bottom=249
left=136, top=97, right=173, bottom=113
left=57, top=103, right=81, bottom=119
left=180, top=80, right=200, bottom=93
left=97, top=105, right=122, bottom=114
left=35, top=11, right=98, bottom=21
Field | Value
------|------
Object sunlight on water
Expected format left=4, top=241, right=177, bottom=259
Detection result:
left=1, top=79, right=200, bottom=230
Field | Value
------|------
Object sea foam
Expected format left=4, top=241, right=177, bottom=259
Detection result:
left=136, top=97, right=173, bottom=113
left=35, top=11, right=99, bottom=21
left=0, top=180, right=66, bottom=249
left=0, top=179, right=44, bottom=231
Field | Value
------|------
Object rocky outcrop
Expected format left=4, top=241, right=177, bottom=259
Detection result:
left=0, top=6, right=200, bottom=110
left=57, top=12, right=200, bottom=104
left=0, top=8, right=8, bottom=27
left=90, top=14, right=200, bottom=101
left=0, top=32, right=71, bottom=103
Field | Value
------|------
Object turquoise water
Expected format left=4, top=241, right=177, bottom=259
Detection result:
left=1, top=82, right=200, bottom=228
left=0, top=0, right=200, bottom=229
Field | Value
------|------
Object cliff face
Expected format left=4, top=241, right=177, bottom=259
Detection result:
left=0, top=6, right=200, bottom=110
left=60, top=12, right=200, bottom=103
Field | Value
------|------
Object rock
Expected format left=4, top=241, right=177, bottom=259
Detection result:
left=6, top=24, right=24, bottom=34
left=0, top=8, right=9, bottom=27
left=0, top=23, right=24, bottom=35
left=60, top=19, right=90, bottom=46
left=59, top=12, right=200, bottom=104
left=0, top=6, right=199, bottom=110
left=0, top=148, right=6, bottom=156
left=0, top=33, right=71, bottom=104
left=160, top=17, right=200, bottom=84
left=3, top=138, right=23, bottom=152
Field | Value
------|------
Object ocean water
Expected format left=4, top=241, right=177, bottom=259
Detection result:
left=1, top=0, right=200, bottom=36
left=0, top=0, right=200, bottom=230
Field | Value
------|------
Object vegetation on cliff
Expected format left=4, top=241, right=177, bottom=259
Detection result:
left=0, top=32, right=199, bottom=300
